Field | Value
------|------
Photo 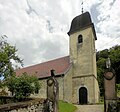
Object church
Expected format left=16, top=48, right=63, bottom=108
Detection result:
left=16, top=12, right=100, bottom=104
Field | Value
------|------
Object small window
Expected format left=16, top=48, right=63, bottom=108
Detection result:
left=78, top=35, right=83, bottom=44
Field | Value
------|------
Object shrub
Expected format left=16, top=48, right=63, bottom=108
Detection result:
left=6, top=73, right=40, bottom=101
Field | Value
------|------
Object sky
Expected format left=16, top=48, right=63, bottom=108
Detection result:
left=0, top=0, right=120, bottom=67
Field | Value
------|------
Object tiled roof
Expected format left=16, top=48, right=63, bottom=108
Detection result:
left=16, top=56, right=71, bottom=79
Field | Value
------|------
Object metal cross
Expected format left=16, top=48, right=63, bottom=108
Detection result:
left=81, top=0, right=84, bottom=13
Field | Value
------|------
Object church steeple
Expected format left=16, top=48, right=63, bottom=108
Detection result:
left=68, top=12, right=99, bottom=104
left=68, top=12, right=97, bottom=40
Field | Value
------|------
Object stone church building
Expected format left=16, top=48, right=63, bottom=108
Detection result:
left=16, top=12, right=100, bottom=104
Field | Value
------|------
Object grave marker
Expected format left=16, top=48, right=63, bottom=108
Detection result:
left=104, top=58, right=117, bottom=112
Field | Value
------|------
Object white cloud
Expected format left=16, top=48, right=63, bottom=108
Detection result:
left=96, top=33, right=118, bottom=51
left=0, top=0, right=120, bottom=67
left=95, top=0, right=120, bottom=50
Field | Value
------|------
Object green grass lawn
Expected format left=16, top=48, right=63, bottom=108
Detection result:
left=59, top=100, right=77, bottom=112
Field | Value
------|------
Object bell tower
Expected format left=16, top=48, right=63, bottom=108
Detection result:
left=68, top=12, right=99, bottom=104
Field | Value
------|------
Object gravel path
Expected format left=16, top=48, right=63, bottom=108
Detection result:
left=75, top=104, right=104, bottom=112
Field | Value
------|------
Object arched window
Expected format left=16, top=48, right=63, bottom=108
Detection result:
left=78, top=35, right=83, bottom=44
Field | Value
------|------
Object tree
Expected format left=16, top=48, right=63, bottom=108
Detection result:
left=97, top=45, right=120, bottom=96
left=0, top=36, right=40, bottom=101
left=5, top=73, right=40, bottom=101
left=0, top=35, right=23, bottom=78
left=109, top=45, right=120, bottom=83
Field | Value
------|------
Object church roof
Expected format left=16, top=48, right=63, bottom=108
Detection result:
left=68, top=12, right=97, bottom=40
left=16, top=56, right=71, bottom=79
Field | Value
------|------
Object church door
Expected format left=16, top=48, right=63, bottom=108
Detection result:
left=79, top=87, right=88, bottom=104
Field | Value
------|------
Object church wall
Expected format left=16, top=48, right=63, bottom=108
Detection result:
left=92, top=31, right=100, bottom=103
left=70, top=27, right=95, bottom=77
left=63, top=66, right=73, bottom=103
left=70, top=27, right=99, bottom=104
left=94, top=77, right=100, bottom=102
left=31, top=76, right=64, bottom=100
left=72, top=76, right=95, bottom=104
left=91, top=32, right=97, bottom=78
left=85, top=76, right=95, bottom=103
left=55, top=76, right=64, bottom=100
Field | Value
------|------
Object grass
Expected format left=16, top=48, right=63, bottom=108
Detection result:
left=59, top=100, right=77, bottom=112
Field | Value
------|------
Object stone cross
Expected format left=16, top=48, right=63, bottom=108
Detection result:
left=46, top=69, right=59, bottom=112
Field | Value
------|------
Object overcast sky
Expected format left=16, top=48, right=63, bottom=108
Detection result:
left=0, top=0, right=120, bottom=67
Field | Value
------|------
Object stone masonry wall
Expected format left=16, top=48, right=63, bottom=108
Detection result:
left=0, top=98, right=45, bottom=112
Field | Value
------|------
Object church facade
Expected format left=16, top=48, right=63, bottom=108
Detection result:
left=16, top=12, right=100, bottom=104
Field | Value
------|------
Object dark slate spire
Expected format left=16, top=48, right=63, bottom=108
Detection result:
left=68, top=12, right=97, bottom=40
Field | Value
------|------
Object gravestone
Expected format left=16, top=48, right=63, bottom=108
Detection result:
left=46, top=69, right=59, bottom=112
left=104, top=68, right=117, bottom=112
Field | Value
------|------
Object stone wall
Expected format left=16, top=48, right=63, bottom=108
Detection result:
left=63, top=66, right=73, bottom=103
left=0, top=98, right=45, bottom=112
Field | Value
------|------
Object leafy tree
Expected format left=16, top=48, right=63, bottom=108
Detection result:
left=96, top=49, right=109, bottom=61
left=109, top=45, right=120, bottom=83
left=97, top=45, right=120, bottom=96
left=0, top=36, right=40, bottom=101
left=0, top=35, right=23, bottom=78
left=97, top=50, right=108, bottom=96
left=117, top=84, right=120, bottom=91
left=5, top=73, right=40, bottom=101
left=97, top=68, right=104, bottom=96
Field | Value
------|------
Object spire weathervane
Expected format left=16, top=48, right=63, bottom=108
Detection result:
left=81, top=0, right=84, bottom=13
